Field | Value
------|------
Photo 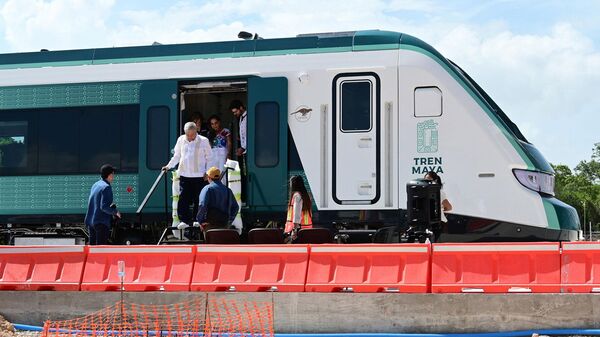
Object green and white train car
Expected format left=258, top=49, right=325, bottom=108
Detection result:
left=0, top=30, right=580, bottom=243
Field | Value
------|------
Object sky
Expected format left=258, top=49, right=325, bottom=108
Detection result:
left=0, top=0, right=598, bottom=168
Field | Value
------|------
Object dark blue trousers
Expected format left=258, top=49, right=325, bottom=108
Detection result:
left=178, top=176, right=207, bottom=224
left=89, top=224, right=110, bottom=245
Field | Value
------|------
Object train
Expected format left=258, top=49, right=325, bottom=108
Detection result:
left=0, top=30, right=580, bottom=244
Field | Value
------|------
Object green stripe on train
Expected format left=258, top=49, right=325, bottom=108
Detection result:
left=543, top=197, right=580, bottom=231
left=0, top=82, right=141, bottom=109
left=0, top=174, right=139, bottom=214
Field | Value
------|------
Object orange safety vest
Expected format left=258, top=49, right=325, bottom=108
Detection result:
left=284, top=192, right=313, bottom=233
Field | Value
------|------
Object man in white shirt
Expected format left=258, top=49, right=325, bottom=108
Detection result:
left=229, top=100, right=247, bottom=202
left=163, top=122, right=212, bottom=226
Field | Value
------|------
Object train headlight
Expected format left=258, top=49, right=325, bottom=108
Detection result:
left=513, top=169, right=555, bottom=196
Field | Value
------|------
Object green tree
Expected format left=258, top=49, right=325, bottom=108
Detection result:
left=0, top=137, right=16, bottom=145
left=575, top=143, right=600, bottom=184
left=553, top=143, right=600, bottom=231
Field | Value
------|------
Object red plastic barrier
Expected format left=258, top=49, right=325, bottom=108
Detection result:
left=431, top=242, right=561, bottom=293
left=305, top=244, right=431, bottom=293
left=81, top=245, right=195, bottom=291
left=0, top=246, right=86, bottom=291
left=191, top=245, right=309, bottom=292
left=561, top=242, right=600, bottom=293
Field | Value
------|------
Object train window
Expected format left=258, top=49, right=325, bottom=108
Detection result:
left=340, top=80, right=372, bottom=132
left=79, top=105, right=139, bottom=173
left=121, top=107, right=140, bottom=172
left=254, top=102, right=279, bottom=168
left=414, top=87, right=442, bottom=117
left=0, top=105, right=139, bottom=175
left=0, top=121, right=28, bottom=169
left=147, top=106, right=170, bottom=170
left=38, top=110, right=79, bottom=173
left=79, top=107, right=121, bottom=173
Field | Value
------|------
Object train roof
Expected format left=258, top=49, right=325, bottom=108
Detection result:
left=0, top=30, right=443, bottom=70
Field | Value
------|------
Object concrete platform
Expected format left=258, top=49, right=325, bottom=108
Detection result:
left=1, top=292, right=600, bottom=333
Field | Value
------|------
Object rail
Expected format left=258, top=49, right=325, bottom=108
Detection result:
left=136, top=169, right=169, bottom=223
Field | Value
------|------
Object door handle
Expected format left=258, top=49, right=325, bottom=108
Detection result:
left=358, top=137, right=373, bottom=148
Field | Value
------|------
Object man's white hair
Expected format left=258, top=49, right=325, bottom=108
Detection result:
left=184, top=122, right=197, bottom=132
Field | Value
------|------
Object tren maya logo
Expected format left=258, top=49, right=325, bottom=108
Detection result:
left=417, top=119, right=439, bottom=153
left=413, top=119, right=443, bottom=174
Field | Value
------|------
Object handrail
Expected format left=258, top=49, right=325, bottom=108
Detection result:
left=136, top=169, right=167, bottom=215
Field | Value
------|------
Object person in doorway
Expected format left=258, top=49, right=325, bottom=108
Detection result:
left=229, top=100, right=247, bottom=159
left=84, top=164, right=121, bottom=245
left=284, top=175, right=313, bottom=242
left=424, top=171, right=452, bottom=223
left=208, top=114, right=232, bottom=171
left=163, top=122, right=212, bottom=227
left=229, top=99, right=247, bottom=202
left=197, top=166, right=239, bottom=232
left=191, top=113, right=210, bottom=138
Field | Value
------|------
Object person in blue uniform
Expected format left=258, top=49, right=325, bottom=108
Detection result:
left=84, top=164, right=121, bottom=245
left=197, top=166, right=239, bottom=232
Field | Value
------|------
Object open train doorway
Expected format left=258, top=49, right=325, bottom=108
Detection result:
left=179, top=79, right=247, bottom=176
left=179, top=79, right=247, bottom=152
left=177, top=77, right=289, bottom=230
left=178, top=79, right=247, bottom=220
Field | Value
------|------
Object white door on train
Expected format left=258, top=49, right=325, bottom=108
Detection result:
left=332, top=72, right=380, bottom=205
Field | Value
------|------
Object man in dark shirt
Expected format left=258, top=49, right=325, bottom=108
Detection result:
left=191, top=113, right=210, bottom=138
left=84, top=164, right=121, bottom=245
left=197, top=166, right=239, bottom=232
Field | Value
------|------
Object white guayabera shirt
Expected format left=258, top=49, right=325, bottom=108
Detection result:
left=167, top=134, right=212, bottom=178
left=239, top=111, right=247, bottom=153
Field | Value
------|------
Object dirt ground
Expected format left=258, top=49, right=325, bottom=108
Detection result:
left=0, top=315, right=15, bottom=337
left=0, top=316, right=39, bottom=337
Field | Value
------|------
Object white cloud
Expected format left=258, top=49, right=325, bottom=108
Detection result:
left=430, top=22, right=600, bottom=165
left=0, top=0, right=437, bottom=48
left=0, top=0, right=115, bottom=51
left=387, top=0, right=442, bottom=12
left=436, top=22, right=600, bottom=114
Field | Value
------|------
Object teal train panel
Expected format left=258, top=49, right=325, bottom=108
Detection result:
left=0, top=174, right=139, bottom=214
left=0, top=82, right=141, bottom=109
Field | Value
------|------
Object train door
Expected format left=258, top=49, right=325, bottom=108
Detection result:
left=138, top=80, right=178, bottom=213
left=246, top=77, right=288, bottom=212
left=332, top=72, right=381, bottom=205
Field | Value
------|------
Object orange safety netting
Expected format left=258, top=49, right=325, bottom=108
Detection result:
left=42, top=297, right=274, bottom=337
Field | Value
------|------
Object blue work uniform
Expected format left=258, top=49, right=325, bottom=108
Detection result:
left=84, top=179, right=117, bottom=245
left=197, top=180, right=239, bottom=226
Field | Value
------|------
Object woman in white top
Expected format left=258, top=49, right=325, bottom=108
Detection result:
left=284, top=175, right=313, bottom=242
left=207, top=115, right=232, bottom=172
left=424, top=171, right=452, bottom=223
